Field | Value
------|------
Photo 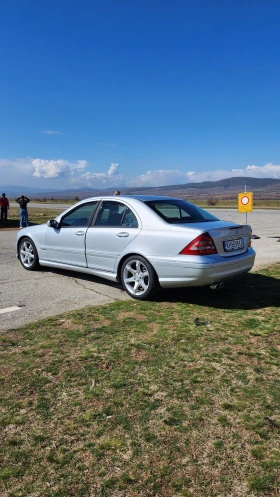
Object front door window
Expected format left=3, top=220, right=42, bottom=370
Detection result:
left=61, top=202, right=98, bottom=228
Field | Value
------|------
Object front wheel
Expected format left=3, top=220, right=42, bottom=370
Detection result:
left=18, top=237, right=40, bottom=271
left=120, top=255, right=158, bottom=300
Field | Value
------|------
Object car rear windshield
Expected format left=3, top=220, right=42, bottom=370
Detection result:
left=144, top=199, right=219, bottom=224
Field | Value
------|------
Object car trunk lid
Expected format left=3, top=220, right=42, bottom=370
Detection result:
left=207, top=223, right=251, bottom=257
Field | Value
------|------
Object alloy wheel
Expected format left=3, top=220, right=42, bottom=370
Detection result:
left=20, top=240, right=35, bottom=268
left=122, top=258, right=150, bottom=297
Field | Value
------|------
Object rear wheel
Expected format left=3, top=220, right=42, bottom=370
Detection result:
left=120, top=255, right=158, bottom=300
left=19, top=237, right=40, bottom=271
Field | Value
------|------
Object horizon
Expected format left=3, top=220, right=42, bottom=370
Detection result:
left=1, top=2, right=280, bottom=188
left=2, top=175, right=280, bottom=196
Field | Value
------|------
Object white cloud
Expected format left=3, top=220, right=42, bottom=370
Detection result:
left=130, top=167, right=249, bottom=186
left=0, top=157, right=87, bottom=186
left=76, top=163, right=123, bottom=186
left=246, top=163, right=280, bottom=178
left=108, top=163, right=119, bottom=176
left=129, top=169, right=196, bottom=187
left=0, top=158, right=34, bottom=184
left=1, top=158, right=280, bottom=190
left=126, top=163, right=280, bottom=187
left=41, top=130, right=61, bottom=134
left=32, top=159, right=87, bottom=179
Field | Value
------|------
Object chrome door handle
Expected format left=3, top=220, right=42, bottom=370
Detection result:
left=75, top=231, right=85, bottom=236
left=117, top=232, right=129, bottom=237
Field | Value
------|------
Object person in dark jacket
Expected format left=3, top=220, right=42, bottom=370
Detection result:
left=0, top=193, right=9, bottom=221
left=16, top=195, right=30, bottom=228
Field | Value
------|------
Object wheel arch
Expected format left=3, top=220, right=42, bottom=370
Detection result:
left=17, top=235, right=34, bottom=257
left=16, top=235, right=27, bottom=256
left=116, top=252, right=159, bottom=283
left=17, top=235, right=39, bottom=260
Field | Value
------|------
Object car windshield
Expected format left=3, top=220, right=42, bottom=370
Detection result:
left=144, top=199, right=219, bottom=224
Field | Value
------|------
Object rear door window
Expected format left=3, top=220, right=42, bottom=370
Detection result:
left=94, top=201, right=126, bottom=227
left=93, top=202, right=139, bottom=228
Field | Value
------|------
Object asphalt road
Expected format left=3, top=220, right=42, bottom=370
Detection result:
left=0, top=208, right=280, bottom=332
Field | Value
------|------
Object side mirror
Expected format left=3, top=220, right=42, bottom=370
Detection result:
left=47, top=219, right=60, bottom=229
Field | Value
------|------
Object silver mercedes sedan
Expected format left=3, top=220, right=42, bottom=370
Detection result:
left=15, top=195, right=255, bottom=300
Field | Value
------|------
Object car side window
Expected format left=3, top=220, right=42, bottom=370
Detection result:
left=94, top=201, right=128, bottom=227
left=121, top=208, right=138, bottom=227
left=61, top=202, right=98, bottom=228
left=148, top=202, right=194, bottom=223
left=153, top=203, right=191, bottom=221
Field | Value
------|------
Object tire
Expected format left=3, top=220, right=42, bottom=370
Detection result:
left=18, top=237, right=40, bottom=271
left=120, top=255, right=158, bottom=300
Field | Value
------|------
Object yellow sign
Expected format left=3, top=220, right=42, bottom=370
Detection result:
left=238, top=192, right=253, bottom=212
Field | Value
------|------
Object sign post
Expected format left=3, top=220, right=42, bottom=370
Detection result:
left=238, top=186, right=253, bottom=224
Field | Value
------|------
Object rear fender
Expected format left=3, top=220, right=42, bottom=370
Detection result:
left=116, top=252, right=158, bottom=283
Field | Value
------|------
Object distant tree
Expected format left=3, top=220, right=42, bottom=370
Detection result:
left=207, top=196, right=218, bottom=206
left=74, top=196, right=80, bottom=201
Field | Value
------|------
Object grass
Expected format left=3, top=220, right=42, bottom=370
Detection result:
left=1, top=265, right=280, bottom=496
left=0, top=207, right=63, bottom=229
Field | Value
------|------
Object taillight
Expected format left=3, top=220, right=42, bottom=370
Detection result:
left=180, top=232, right=217, bottom=256
left=248, top=228, right=252, bottom=247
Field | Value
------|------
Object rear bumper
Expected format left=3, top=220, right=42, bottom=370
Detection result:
left=151, top=248, right=256, bottom=288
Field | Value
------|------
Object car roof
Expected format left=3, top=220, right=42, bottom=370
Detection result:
left=122, top=195, right=179, bottom=201
left=81, top=195, right=181, bottom=202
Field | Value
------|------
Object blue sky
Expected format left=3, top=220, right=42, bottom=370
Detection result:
left=1, top=0, right=280, bottom=190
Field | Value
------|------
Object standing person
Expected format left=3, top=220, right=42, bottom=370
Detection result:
left=16, top=195, right=30, bottom=228
left=114, top=190, right=120, bottom=195
left=0, top=193, right=9, bottom=221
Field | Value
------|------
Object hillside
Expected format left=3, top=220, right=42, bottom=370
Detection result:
left=3, top=177, right=280, bottom=200
left=40, top=176, right=280, bottom=200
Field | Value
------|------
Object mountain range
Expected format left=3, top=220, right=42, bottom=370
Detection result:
left=2, top=177, right=280, bottom=200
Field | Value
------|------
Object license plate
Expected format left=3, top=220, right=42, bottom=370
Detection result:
left=223, top=238, right=244, bottom=252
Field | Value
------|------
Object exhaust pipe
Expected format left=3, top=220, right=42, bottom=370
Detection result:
left=210, top=282, right=224, bottom=290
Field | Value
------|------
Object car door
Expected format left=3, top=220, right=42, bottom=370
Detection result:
left=85, top=200, right=141, bottom=272
left=45, top=201, right=98, bottom=266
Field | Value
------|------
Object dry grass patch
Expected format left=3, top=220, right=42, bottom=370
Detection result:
left=117, top=312, right=147, bottom=321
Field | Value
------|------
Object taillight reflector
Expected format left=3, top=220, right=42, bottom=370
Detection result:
left=180, top=232, right=217, bottom=256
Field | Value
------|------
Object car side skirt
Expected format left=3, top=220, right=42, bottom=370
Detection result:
left=39, top=260, right=118, bottom=282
